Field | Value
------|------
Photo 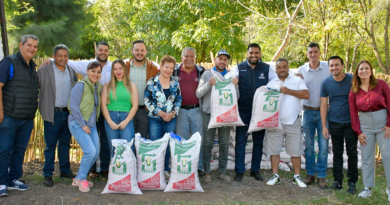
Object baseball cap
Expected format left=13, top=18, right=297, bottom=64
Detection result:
left=216, top=49, right=230, bottom=59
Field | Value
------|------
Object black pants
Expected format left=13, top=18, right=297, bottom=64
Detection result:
left=329, top=121, right=358, bottom=184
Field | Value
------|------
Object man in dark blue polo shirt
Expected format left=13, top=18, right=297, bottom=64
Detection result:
left=320, top=56, right=357, bottom=194
left=234, top=43, right=277, bottom=182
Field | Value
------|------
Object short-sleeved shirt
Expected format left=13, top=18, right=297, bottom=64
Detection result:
left=179, top=66, right=199, bottom=106
left=267, top=74, right=308, bottom=124
left=321, top=73, right=353, bottom=123
left=297, top=61, right=330, bottom=107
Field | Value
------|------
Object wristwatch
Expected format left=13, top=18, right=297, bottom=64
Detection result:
left=172, top=111, right=176, bottom=118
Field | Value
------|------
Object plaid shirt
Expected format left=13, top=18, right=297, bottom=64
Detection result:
left=129, top=59, right=148, bottom=105
left=144, top=73, right=182, bottom=118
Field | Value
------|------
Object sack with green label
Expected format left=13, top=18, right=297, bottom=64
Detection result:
left=102, top=139, right=142, bottom=194
left=164, top=132, right=204, bottom=192
left=248, top=86, right=284, bottom=133
left=134, top=133, right=169, bottom=190
left=208, top=70, right=244, bottom=129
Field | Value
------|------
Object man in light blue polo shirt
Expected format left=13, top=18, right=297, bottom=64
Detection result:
left=298, top=43, right=330, bottom=189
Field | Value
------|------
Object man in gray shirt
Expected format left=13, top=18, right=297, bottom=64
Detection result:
left=196, top=50, right=238, bottom=184
left=37, top=44, right=78, bottom=187
left=297, top=43, right=330, bottom=189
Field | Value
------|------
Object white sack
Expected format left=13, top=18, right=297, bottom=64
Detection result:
left=135, top=133, right=169, bottom=190
left=208, top=70, right=244, bottom=129
left=164, top=132, right=204, bottom=192
left=102, top=139, right=142, bottom=195
left=248, top=86, right=284, bottom=133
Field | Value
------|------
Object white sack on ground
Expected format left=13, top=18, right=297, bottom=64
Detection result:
left=164, top=132, right=204, bottom=192
left=248, top=86, right=284, bottom=133
left=102, top=139, right=142, bottom=194
left=135, top=133, right=169, bottom=190
left=208, top=70, right=244, bottom=129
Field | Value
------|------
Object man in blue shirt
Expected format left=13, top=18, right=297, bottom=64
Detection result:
left=320, top=56, right=358, bottom=194
left=0, top=35, right=39, bottom=197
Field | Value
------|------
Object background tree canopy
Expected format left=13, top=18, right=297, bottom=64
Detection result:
left=4, top=0, right=390, bottom=73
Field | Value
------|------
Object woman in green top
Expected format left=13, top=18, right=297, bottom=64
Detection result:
left=101, top=59, right=138, bottom=153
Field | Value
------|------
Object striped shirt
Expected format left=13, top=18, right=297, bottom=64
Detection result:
left=129, top=59, right=147, bottom=105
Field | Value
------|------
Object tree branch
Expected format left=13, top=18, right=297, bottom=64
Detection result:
left=271, top=0, right=304, bottom=61
left=235, top=0, right=289, bottom=20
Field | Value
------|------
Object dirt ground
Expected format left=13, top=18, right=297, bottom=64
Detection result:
left=0, top=160, right=338, bottom=205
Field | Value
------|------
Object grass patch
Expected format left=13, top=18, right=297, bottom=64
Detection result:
left=324, top=163, right=389, bottom=204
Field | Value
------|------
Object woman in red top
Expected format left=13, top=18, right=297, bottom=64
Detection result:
left=349, top=60, right=390, bottom=200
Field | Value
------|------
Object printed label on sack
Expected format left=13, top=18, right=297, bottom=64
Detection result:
left=263, top=91, right=280, bottom=112
left=216, top=105, right=239, bottom=123
left=108, top=174, right=132, bottom=191
left=138, top=172, right=161, bottom=189
left=257, top=112, right=279, bottom=128
left=177, top=155, right=192, bottom=174
left=218, top=89, right=233, bottom=106
left=215, top=79, right=230, bottom=89
left=172, top=173, right=196, bottom=190
left=112, top=143, right=127, bottom=175
left=138, top=141, right=164, bottom=155
left=141, top=154, right=157, bottom=173
left=173, top=140, right=196, bottom=155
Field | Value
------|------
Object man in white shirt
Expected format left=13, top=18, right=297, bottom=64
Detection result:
left=263, top=58, right=309, bottom=188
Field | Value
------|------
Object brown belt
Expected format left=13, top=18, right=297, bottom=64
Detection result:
left=303, top=105, right=320, bottom=111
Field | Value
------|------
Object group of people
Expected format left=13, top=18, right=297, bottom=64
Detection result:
left=0, top=35, right=389, bottom=201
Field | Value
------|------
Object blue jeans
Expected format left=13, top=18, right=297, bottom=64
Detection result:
left=43, top=110, right=72, bottom=177
left=104, top=111, right=135, bottom=156
left=149, top=117, right=177, bottom=171
left=0, top=115, right=33, bottom=186
left=91, top=114, right=110, bottom=172
left=302, top=109, right=329, bottom=178
left=69, top=120, right=99, bottom=180
left=175, top=107, right=204, bottom=170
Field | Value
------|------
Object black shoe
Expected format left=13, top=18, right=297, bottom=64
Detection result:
left=250, top=171, right=263, bottom=181
left=60, top=172, right=76, bottom=179
left=347, top=182, right=356, bottom=194
left=43, top=176, right=53, bottom=187
left=198, top=170, right=204, bottom=177
left=330, top=181, right=343, bottom=190
left=234, top=173, right=244, bottom=182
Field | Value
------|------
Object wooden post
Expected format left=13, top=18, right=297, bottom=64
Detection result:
left=0, top=0, right=9, bottom=57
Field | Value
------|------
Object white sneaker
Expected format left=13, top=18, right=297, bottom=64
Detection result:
left=266, top=174, right=280, bottom=185
left=386, top=188, right=390, bottom=202
left=293, top=175, right=307, bottom=188
left=358, top=188, right=372, bottom=198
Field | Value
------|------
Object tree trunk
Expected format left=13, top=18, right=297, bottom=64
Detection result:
left=350, top=40, right=362, bottom=73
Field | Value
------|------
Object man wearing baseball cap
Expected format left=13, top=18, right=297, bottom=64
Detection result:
left=196, top=50, right=238, bottom=184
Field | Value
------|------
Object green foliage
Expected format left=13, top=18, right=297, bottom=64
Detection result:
left=4, top=0, right=389, bottom=70
left=6, top=0, right=92, bottom=57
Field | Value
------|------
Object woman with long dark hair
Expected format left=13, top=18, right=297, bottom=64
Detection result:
left=349, top=60, right=390, bottom=200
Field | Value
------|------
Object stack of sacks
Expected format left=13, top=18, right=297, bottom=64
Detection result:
left=210, top=126, right=363, bottom=172
left=211, top=127, right=290, bottom=172
left=297, top=135, right=363, bottom=170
